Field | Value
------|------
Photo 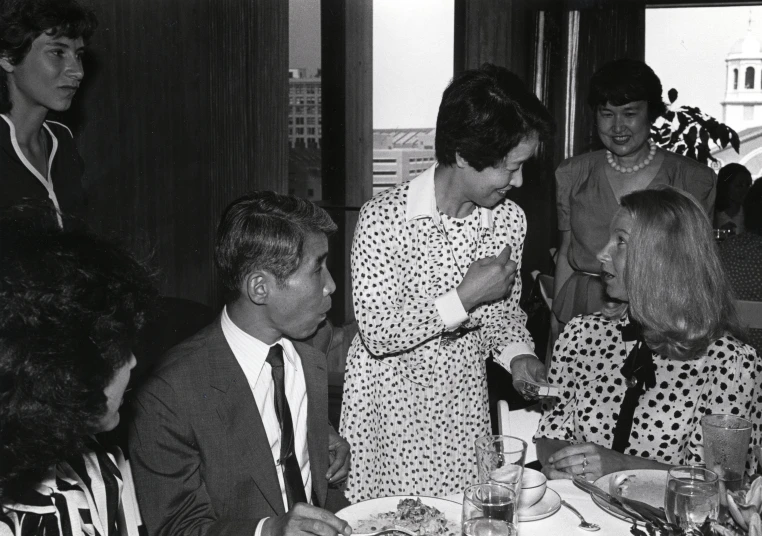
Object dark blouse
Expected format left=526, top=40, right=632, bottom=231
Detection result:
left=0, top=115, right=87, bottom=225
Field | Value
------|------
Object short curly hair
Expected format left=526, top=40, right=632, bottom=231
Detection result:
left=435, top=63, right=554, bottom=171
left=587, top=58, right=667, bottom=122
left=0, top=0, right=98, bottom=113
left=0, top=222, right=155, bottom=502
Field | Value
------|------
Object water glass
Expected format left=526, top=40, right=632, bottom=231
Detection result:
left=462, top=483, right=518, bottom=536
left=475, top=435, right=527, bottom=495
left=665, top=466, right=720, bottom=535
left=701, top=414, right=752, bottom=492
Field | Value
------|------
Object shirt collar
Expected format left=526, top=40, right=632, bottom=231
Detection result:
left=220, top=306, right=298, bottom=368
left=404, top=163, right=494, bottom=230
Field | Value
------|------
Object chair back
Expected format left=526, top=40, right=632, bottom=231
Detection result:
left=497, top=399, right=542, bottom=464
left=736, top=300, right=762, bottom=330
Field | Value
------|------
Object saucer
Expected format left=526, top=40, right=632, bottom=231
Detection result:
left=518, top=488, right=561, bottom=522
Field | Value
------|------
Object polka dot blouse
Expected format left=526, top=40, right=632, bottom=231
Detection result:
left=536, top=313, right=762, bottom=474
left=340, top=167, right=533, bottom=502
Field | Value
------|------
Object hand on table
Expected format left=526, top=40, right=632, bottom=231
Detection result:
left=263, top=503, right=352, bottom=536
left=457, top=245, right=517, bottom=311
left=327, top=425, right=350, bottom=484
left=544, top=443, right=627, bottom=481
left=510, top=355, right=547, bottom=400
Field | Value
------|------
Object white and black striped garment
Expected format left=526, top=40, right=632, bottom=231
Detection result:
left=1, top=441, right=142, bottom=536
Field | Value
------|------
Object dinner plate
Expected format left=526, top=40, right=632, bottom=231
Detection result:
left=336, top=495, right=461, bottom=535
left=591, top=469, right=669, bottom=524
left=518, top=487, right=561, bottom=522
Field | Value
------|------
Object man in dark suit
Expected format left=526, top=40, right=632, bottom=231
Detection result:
left=129, top=192, right=352, bottom=536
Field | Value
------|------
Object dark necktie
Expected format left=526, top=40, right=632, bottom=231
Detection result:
left=266, top=344, right=308, bottom=508
left=611, top=319, right=657, bottom=453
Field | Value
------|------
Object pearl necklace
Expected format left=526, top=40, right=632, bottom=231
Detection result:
left=606, top=142, right=657, bottom=173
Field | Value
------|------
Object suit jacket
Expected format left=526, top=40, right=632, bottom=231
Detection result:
left=128, top=317, right=349, bottom=536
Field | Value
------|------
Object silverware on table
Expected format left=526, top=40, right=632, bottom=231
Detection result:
left=560, top=499, right=600, bottom=531
left=352, top=526, right=416, bottom=536
left=572, top=476, right=647, bottom=524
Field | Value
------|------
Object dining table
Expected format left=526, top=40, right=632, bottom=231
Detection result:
left=445, top=478, right=635, bottom=535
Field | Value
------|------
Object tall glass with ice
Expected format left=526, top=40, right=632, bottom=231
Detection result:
left=700, top=414, right=752, bottom=493
left=474, top=435, right=527, bottom=496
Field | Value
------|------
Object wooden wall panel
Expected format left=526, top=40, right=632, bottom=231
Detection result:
left=321, top=0, right=372, bottom=323
left=65, top=0, right=288, bottom=308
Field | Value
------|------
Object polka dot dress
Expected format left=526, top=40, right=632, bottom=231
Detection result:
left=720, top=233, right=762, bottom=352
left=536, top=313, right=762, bottom=475
left=340, top=168, right=533, bottom=502
left=720, top=233, right=762, bottom=302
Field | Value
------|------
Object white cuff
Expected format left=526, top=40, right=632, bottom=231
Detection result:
left=434, top=289, right=469, bottom=330
left=254, top=518, right=269, bottom=536
left=494, top=342, right=536, bottom=371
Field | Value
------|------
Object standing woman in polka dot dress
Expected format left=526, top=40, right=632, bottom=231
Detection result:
left=340, top=64, right=554, bottom=501
left=536, top=187, right=761, bottom=482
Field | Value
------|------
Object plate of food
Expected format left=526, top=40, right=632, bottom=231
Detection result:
left=591, top=469, right=669, bottom=524
left=336, top=496, right=461, bottom=536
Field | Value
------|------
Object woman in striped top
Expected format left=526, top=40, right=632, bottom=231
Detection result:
left=0, top=213, right=155, bottom=536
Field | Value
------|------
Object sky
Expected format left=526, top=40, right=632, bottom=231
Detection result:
left=646, top=5, right=762, bottom=130
left=289, top=2, right=758, bottom=132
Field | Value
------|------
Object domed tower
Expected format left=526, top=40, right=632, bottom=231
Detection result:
left=723, top=27, right=762, bottom=131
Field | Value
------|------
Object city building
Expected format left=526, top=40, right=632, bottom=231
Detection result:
left=288, top=70, right=322, bottom=149
left=288, top=68, right=322, bottom=201
left=714, top=29, right=762, bottom=178
left=372, top=128, right=436, bottom=196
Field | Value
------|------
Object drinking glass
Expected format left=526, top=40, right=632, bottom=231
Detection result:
left=665, top=466, right=720, bottom=535
left=462, top=483, right=518, bottom=536
left=474, top=435, right=527, bottom=496
left=701, top=414, right=752, bottom=493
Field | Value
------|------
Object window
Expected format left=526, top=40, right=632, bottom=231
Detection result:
left=745, top=104, right=754, bottom=120
left=289, top=0, right=322, bottom=194
left=372, top=0, right=453, bottom=194
left=646, top=5, right=762, bottom=160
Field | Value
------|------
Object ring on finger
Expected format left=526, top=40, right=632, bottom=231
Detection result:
left=581, top=454, right=589, bottom=469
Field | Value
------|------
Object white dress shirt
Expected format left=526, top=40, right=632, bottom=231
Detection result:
left=220, top=307, right=312, bottom=519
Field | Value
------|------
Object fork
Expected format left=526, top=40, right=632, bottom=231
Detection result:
left=560, top=500, right=600, bottom=531
left=352, top=526, right=417, bottom=536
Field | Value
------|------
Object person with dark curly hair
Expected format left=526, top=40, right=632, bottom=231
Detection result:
left=0, top=0, right=98, bottom=227
left=339, top=64, right=554, bottom=501
left=0, top=219, right=156, bottom=536
left=552, top=59, right=717, bottom=343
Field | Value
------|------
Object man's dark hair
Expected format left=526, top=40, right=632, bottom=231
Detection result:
left=0, top=222, right=155, bottom=501
left=587, top=58, right=667, bottom=122
left=215, top=191, right=337, bottom=293
left=435, top=63, right=554, bottom=171
left=0, top=0, right=98, bottom=112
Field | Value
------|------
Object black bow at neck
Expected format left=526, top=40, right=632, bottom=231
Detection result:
left=611, top=316, right=657, bottom=453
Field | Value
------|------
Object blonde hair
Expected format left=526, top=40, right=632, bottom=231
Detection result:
left=614, top=186, right=740, bottom=359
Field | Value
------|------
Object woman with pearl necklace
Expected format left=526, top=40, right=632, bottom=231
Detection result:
left=551, top=58, right=717, bottom=343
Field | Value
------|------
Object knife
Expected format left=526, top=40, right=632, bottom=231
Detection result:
left=572, top=476, right=648, bottom=524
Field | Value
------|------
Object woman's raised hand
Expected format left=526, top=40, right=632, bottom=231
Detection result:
left=457, top=245, right=517, bottom=311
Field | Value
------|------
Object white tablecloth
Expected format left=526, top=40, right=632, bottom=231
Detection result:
left=446, top=479, right=634, bottom=535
